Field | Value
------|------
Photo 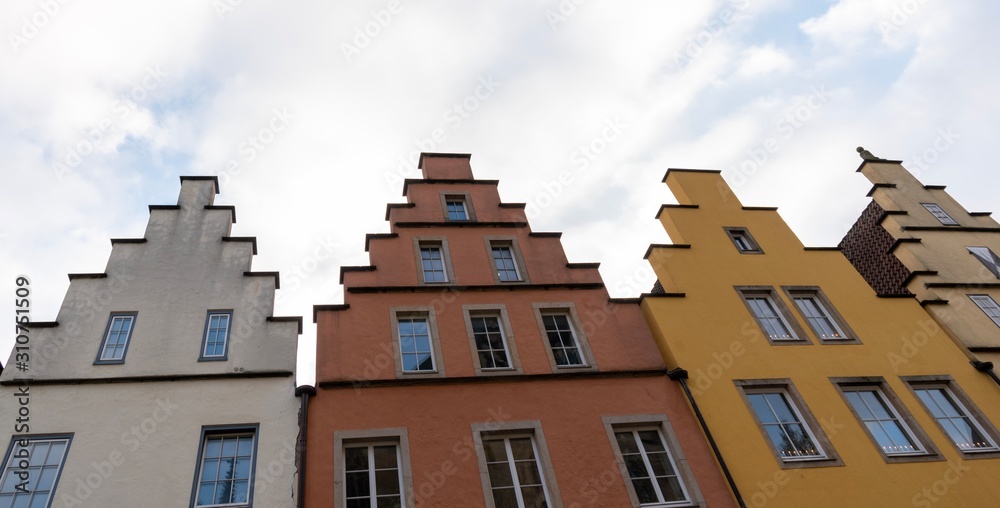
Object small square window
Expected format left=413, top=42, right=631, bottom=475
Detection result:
left=96, top=312, right=137, bottom=364
left=736, top=288, right=805, bottom=343
left=725, top=227, right=762, bottom=253
left=446, top=200, right=469, bottom=221
left=440, top=193, right=476, bottom=222
left=191, top=427, right=258, bottom=508
left=922, top=203, right=959, bottom=225
left=969, top=295, right=1000, bottom=327
left=0, top=436, right=72, bottom=507
left=906, top=379, right=1000, bottom=457
left=200, top=311, right=233, bottom=361
left=967, top=247, right=1000, bottom=279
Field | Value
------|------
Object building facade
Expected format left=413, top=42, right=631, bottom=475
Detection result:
left=0, top=177, right=302, bottom=507
left=642, top=169, right=1000, bottom=507
left=306, top=154, right=739, bottom=508
left=841, top=155, right=1000, bottom=372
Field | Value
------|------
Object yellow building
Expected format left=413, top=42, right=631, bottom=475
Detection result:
left=641, top=168, right=1000, bottom=507
left=840, top=153, right=1000, bottom=375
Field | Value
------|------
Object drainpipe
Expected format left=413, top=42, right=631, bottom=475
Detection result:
left=294, top=385, right=317, bottom=508
left=668, top=368, right=747, bottom=508
left=972, top=361, right=1000, bottom=388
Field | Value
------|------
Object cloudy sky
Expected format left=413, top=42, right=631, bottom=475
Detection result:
left=3, top=0, right=998, bottom=384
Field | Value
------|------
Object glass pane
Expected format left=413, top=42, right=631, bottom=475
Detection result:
left=221, top=438, right=238, bottom=457
left=623, top=455, right=648, bottom=479
left=29, top=496, right=48, bottom=508
left=218, top=458, right=235, bottom=480
left=766, top=393, right=797, bottom=423
left=232, top=480, right=249, bottom=503
left=645, top=452, right=673, bottom=477
left=479, top=351, right=496, bottom=369
left=237, top=436, right=253, bottom=457
left=345, top=471, right=371, bottom=497
left=487, top=462, right=513, bottom=488
left=514, top=461, right=542, bottom=486
left=638, top=431, right=665, bottom=453
left=373, top=446, right=397, bottom=469
left=347, top=499, right=369, bottom=508
left=345, top=448, right=368, bottom=471
left=748, top=394, right=777, bottom=423
left=509, top=439, right=534, bottom=461
left=491, top=488, right=519, bottom=508
left=520, top=486, right=547, bottom=507
left=631, top=478, right=657, bottom=503
left=472, top=318, right=486, bottom=334
left=35, top=467, right=57, bottom=491
left=845, top=392, right=873, bottom=420
left=197, top=483, right=217, bottom=505
left=377, top=497, right=402, bottom=508
left=615, top=432, right=639, bottom=454
left=484, top=440, right=507, bottom=463
left=375, top=470, right=400, bottom=495
left=657, top=476, right=687, bottom=502
left=201, top=459, right=219, bottom=481
left=234, top=458, right=252, bottom=479
left=861, top=391, right=891, bottom=419
left=865, top=422, right=895, bottom=452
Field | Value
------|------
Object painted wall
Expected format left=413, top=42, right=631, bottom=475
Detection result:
left=642, top=169, right=1000, bottom=507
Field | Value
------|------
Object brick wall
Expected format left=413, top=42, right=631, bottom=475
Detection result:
left=839, top=201, right=912, bottom=296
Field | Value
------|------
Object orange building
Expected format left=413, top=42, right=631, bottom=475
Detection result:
left=304, top=153, right=739, bottom=507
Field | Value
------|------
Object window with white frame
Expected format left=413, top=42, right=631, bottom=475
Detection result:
left=419, top=244, right=449, bottom=283
left=397, top=316, right=436, bottom=373
left=969, top=295, right=1000, bottom=327
left=967, top=247, right=1000, bottom=279
left=0, top=436, right=71, bottom=508
left=922, top=203, right=959, bottom=225
left=445, top=199, right=469, bottom=221
left=482, top=436, right=551, bottom=508
left=912, top=385, right=1000, bottom=453
left=96, top=313, right=137, bottom=363
left=738, top=289, right=800, bottom=342
left=344, top=444, right=403, bottom=508
left=725, top=227, right=762, bottom=254
left=192, top=429, right=257, bottom=507
left=541, top=313, right=585, bottom=367
left=787, top=289, right=849, bottom=341
left=746, top=390, right=826, bottom=460
left=200, top=311, right=232, bottom=360
left=842, top=387, right=924, bottom=456
left=490, top=244, right=521, bottom=282
left=471, top=315, right=511, bottom=370
left=612, top=428, right=691, bottom=506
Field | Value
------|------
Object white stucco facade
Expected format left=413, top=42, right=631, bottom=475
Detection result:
left=0, top=177, right=301, bottom=508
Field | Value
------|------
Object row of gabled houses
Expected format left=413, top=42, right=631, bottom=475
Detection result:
left=1, top=151, right=999, bottom=507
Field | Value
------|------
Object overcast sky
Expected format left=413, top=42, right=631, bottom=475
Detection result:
left=3, top=0, right=998, bottom=384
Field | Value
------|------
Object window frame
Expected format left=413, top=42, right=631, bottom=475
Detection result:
left=967, top=246, right=1000, bottom=279
left=602, top=415, right=705, bottom=508
left=389, top=307, right=446, bottom=379
left=471, top=420, right=562, bottom=508
left=724, top=227, right=763, bottom=254
left=532, top=303, right=598, bottom=373
left=189, top=424, right=259, bottom=508
left=413, top=237, right=456, bottom=285
left=735, top=287, right=809, bottom=345
left=831, top=377, right=941, bottom=464
left=735, top=379, right=843, bottom=469
left=903, top=376, right=1000, bottom=459
left=0, top=434, right=73, bottom=508
left=484, top=237, right=529, bottom=284
left=333, top=428, right=414, bottom=508
left=921, top=203, right=959, bottom=226
left=439, top=192, right=476, bottom=222
left=782, top=286, right=859, bottom=344
left=94, top=312, right=138, bottom=364
left=199, top=310, right=234, bottom=361
left=969, top=294, right=1000, bottom=327
left=462, top=305, right=523, bottom=376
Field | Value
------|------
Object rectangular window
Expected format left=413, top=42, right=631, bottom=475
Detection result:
left=192, top=429, right=257, bottom=507
left=912, top=385, right=999, bottom=453
left=420, top=245, right=448, bottom=283
left=967, top=247, right=1000, bottom=279
left=970, top=295, right=1000, bottom=327
left=541, top=313, right=585, bottom=367
left=0, top=436, right=71, bottom=508
left=397, top=317, right=435, bottom=373
left=613, top=428, right=691, bottom=506
left=446, top=200, right=469, bottom=221
left=344, top=444, right=403, bottom=508
left=200, top=311, right=232, bottom=360
left=491, top=245, right=521, bottom=282
left=922, top=203, right=959, bottom=225
left=471, top=315, right=511, bottom=370
left=737, top=288, right=802, bottom=342
left=482, top=436, right=551, bottom=508
left=842, top=387, right=924, bottom=456
left=783, top=288, right=855, bottom=342
left=96, top=312, right=137, bottom=363
left=746, top=390, right=825, bottom=460
left=725, top=227, right=762, bottom=253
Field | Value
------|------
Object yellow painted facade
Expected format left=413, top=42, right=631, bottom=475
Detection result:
left=854, top=160, right=1000, bottom=367
left=641, top=169, right=1000, bottom=507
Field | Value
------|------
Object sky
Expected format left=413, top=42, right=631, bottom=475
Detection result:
left=2, top=0, right=999, bottom=385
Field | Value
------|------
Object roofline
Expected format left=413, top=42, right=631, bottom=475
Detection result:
left=418, top=152, right=472, bottom=169
left=179, top=175, right=220, bottom=194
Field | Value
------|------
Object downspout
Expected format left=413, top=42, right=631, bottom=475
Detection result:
left=972, top=361, right=1000, bottom=388
left=295, top=385, right=317, bottom=508
left=668, top=368, right=747, bottom=508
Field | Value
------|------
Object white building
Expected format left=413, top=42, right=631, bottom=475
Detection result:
left=0, top=177, right=302, bottom=508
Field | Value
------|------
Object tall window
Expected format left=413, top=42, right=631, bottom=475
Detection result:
left=970, top=295, right=1000, bottom=327
left=201, top=311, right=232, bottom=360
left=96, top=312, right=137, bottom=363
left=745, top=390, right=825, bottom=461
left=0, top=437, right=71, bottom=508
left=786, top=289, right=850, bottom=341
left=445, top=200, right=468, bottom=221
left=541, top=313, right=585, bottom=367
left=491, top=245, right=521, bottom=282
left=471, top=315, right=511, bottom=370
left=842, top=388, right=923, bottom=456
left=344, top=444, right=403, bottom=508
left=193, top=430, right=257, bottom=507
left=482, top=436, right=551, bottom=508
left=967, top=247, right=1000, bottom=279
left=738, top=289, right=799, bottom=342
left=612, top=429, right=691, bottom=506
left=912, top=386, right=999, bottom=453
left=420, top=245, right=448, bottom=283
left=397, top=317, right=436, bottom=373
left=922, top=203, right=958, bottom=225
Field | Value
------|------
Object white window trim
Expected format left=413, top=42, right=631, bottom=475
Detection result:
left=191, top=426, right=258, bottom=508
left=413, top=237, right=456, bottom=285
left=483, top=236, right=530, bottom=284
left=736, top=287, right=807, bottom=344
left=532, top=303, right=599, bottom=372
left=343, top=443, right=405, bottom=508
left=842, top=387, right=926, bottom=456
left=463, top=305, right=523, bottom=376
left=782, top=286, right=859, bottom=343
left=907, top=381, right=1000, bottom=455
left=724, top=227, right=763, bottom=254
left=471, top=421, right=563, bottom=508
left=333, top=428, right=414, bottom=508
left=969, top=294, right=1000, bottom=327
left=967, top=247, right=1000, bottom=279
left=389, top=307, right=446, bottom=379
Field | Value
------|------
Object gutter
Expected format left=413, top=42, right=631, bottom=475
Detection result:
left=295, top=385, right=317, bottom=508
left=972, top=361, right=1000, bottom=388
left=668, top=368, right=747, bottom=508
